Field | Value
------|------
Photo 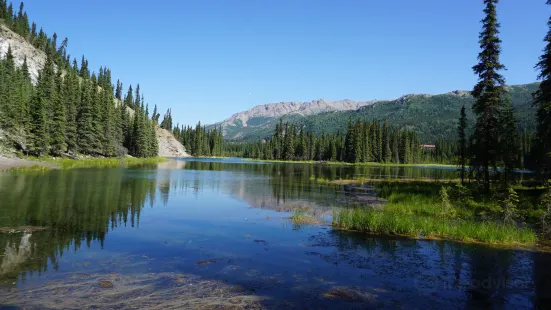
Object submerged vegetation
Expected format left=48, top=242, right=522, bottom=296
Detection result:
left=290, top=208, right=320, bottom=225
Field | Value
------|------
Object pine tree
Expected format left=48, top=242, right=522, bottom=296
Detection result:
left=77, top=81, right=95, bottom=154
left=29, top=51, right=55, bottom=155
left=50, top=71, right=66, bottom=155
left=534, top=0, right=551, bottom=178
left=382, top=119, right=391, bottom=163
left=500, top=99, right=518, bottom=184
left=392, top=129, right=400, bottom=163
left=458, top=105, right=468, bottom=184
left=471, top=0, right=506, bottom=191
left=375, top=121, right=383, bottom=162
left=64, top=71, right=78, bottom=153
left=344, top=120, right=355, bottom=162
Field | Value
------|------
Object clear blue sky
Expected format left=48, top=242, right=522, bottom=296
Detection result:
left=19, top=0, right=550, bottom=126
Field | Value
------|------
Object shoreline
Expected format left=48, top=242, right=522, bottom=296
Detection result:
left=0, top=155, right=166, bottom=171
left=331, top=225, right=550, bottom=252
left=244, top=158, right=457, bottom=168
left=0, top=155, right=58, bottom=171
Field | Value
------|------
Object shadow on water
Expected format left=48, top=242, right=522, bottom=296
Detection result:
left=0, top=159, right=549, bottom=308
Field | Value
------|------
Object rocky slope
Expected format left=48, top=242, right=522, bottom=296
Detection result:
left=0, top=24, right=45, bottom=84
left=0, top=24, right=188, bottom=158
left=156, top=126, right=190, bottom=157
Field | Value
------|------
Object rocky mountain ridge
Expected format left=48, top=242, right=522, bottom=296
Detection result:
left=208, top=83, right=538, bottom=142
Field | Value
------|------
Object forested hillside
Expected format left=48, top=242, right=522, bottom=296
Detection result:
left=212, top=83, right=539, bottom=143
left=0, top=1, right=161, bottom=158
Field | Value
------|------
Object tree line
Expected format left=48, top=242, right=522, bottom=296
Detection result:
left=0, top=1, right=158, bottom=157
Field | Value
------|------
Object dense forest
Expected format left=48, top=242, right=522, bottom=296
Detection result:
left=175, top=118, right=534, bottom=167
left=0, top=1, right=158, bottom=157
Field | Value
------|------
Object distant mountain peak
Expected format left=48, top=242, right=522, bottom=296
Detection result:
left=214, top=98, right=379, bottom=132
left=206, top=83, right=539, bottom=142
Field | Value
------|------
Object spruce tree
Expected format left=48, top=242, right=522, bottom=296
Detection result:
left=344, top=120, right=355, bottom=162
left=500, top=100, right=518, bottom=184
left=77, top=81, right=95, bottom=154
left=50, top=71, right=66, bottom=155
left=64, top=71, right=78, bottom=154
left=29, top=51, right=55, bottom=155
left=458, top=105, right=468, bottom=184
left=382, top=120, right=391, bottom=163
left=534, top=0, right=551, bottom=178
left=392, top=129, right=400, bottom=163
left=471, top=0, right=506, bottom=191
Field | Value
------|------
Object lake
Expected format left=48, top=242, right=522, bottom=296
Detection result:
left=0, top=158, right=549, bottom=309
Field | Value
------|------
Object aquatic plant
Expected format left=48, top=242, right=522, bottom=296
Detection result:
left=332, top=181, right=538, bottom=245
left=333, top=208, right=536, bottom=245
left=290, top=209, right=319, bottom=225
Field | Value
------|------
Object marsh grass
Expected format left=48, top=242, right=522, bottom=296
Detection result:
left=290, top=208, right=319, bottom=225
left=332, top=181, right=538, bottom=245
left=5, top=165, right=52, bottom=173
left=333, top=208, right=536, bottom=245
left=36, top=157, right=166, bottom=169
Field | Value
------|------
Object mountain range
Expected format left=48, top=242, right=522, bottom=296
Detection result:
left=208, top=83, right=539, bottom=143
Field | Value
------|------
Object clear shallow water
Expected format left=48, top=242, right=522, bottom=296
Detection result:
left=0, top=158, right=549, bottom=309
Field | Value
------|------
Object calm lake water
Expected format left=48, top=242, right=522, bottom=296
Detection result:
left=0, top=158, right=549, bottom=309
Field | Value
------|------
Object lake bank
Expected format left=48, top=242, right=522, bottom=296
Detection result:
left=0, top=155, right=58, bottom=171
left=245, top=158, right=456, bottom=168
left=0, top=155, right=166, bottom=171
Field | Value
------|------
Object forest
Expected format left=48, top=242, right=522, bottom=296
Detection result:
left=0, top=1, right=159, bottom=158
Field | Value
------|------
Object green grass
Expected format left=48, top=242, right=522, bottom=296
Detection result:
left=290, top=209, right=319, bottom=225
left=4, top=165, right=53, bottom=173
left=30, top=156, right=167, bottom=169
left=333, top=208, right=536, bottom=245
left=331, top=181, right=539, bottom=245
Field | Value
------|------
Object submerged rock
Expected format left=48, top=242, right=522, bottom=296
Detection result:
left=195, top=259, right=219, bottom=266
left=97, top=280, right=114, bottom=289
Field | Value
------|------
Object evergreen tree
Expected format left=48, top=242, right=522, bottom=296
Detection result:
left=29, top=51, right=55, bottom=155
left=344, top=120, right=355, bottom=162
left=64, top=70, right=78, bottom=153
left=500, top=99, right=518, bottom=184
left=382, top=119, right=391, bottom=163
left=50, top=71, right=66, bottom=154
left=77, top=81, right=95, bottom=154
left=534, top=0, right=551, bottom=178
left=458, top=105, right=468, bottom=184
left=471, top=0, right=506, bottom=191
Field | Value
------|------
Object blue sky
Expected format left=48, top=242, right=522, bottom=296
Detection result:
left=19, top=0, right=550, bottom=125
